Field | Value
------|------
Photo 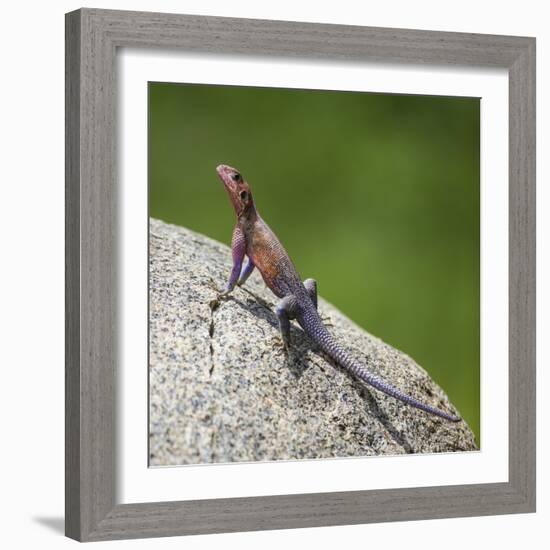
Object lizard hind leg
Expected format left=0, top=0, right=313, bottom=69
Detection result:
left=303, top=278, right=318, bottom=309
left=275, top=295, right=298, bottom=351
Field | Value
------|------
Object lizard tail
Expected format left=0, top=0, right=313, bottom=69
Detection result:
left=300, top=311, right=461, bottom=422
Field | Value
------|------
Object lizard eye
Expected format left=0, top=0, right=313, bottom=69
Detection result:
left=240, top=190, right=248, bottom=201
left=231, top=173, right=242, bottom=182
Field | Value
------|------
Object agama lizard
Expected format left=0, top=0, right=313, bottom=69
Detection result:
left=215, top=164, right=460, bottom=422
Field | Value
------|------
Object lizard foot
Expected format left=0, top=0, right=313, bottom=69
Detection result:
left=206, top=287, right=230, bottom=311
left=205, top=278, right=232, bottom=301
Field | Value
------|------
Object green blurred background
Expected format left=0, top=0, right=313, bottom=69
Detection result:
left=149, top=82, right=480, bottom=445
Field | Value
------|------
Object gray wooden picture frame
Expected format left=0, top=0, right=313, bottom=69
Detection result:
left=65, top=8, right=536, bottom=542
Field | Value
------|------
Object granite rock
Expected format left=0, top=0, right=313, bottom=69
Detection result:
left=149, top=218, right=477, bottom=466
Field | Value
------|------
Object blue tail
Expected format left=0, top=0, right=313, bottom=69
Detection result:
left=298, top=308, right=461, bottom=422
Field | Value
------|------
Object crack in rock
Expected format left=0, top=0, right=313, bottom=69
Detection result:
left=208, top=300, right=219, bottom=376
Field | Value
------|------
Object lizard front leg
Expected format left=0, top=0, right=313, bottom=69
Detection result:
left=218, top=225, right=245, bottom=297
left=275, top=295, right=298, bottom=352
left=237, top=258, right=255, bottom=287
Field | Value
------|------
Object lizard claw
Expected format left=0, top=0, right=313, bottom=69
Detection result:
left=206, top=281, right=231, bottom=310
left=215, top=284, right=235, bottom=301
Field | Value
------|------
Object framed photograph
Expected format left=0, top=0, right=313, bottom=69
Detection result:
left=65, top=8, right=535, bottom=542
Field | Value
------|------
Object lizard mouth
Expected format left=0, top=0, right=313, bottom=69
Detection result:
left=216, top=164, right=238, bottom=192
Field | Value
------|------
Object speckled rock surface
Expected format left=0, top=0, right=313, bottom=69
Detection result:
left=149, top=218, right=477, bottom=466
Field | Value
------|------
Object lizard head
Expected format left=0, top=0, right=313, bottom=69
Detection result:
left=216, top=164, right=254, bottom=218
